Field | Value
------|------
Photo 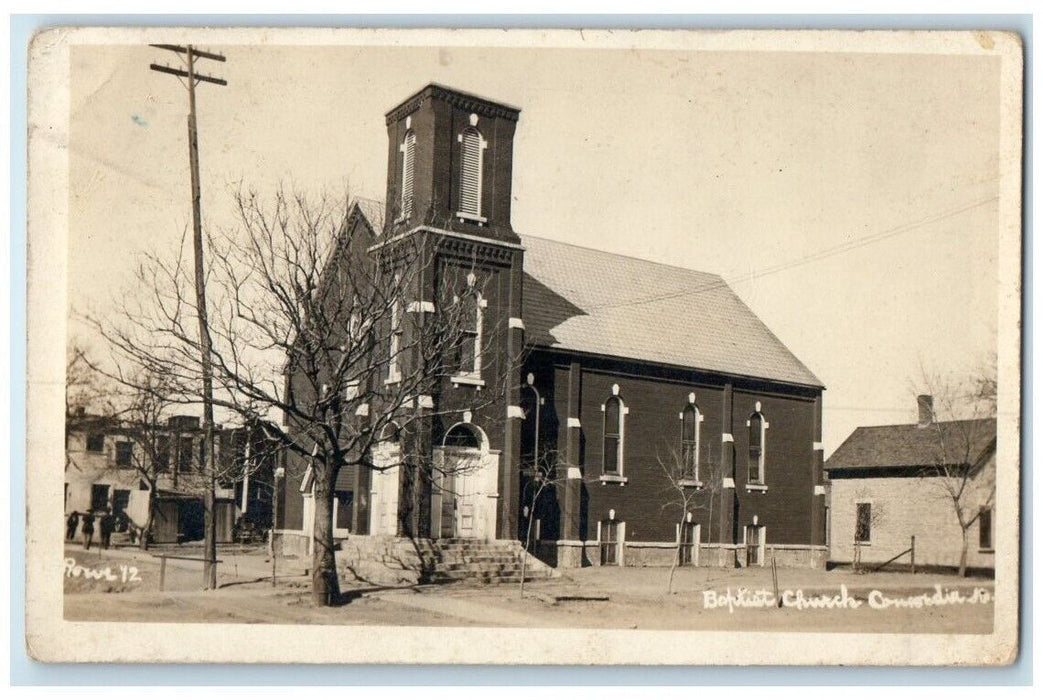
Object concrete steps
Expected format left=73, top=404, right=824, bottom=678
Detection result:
left=419, top=540, right=557, bottom=585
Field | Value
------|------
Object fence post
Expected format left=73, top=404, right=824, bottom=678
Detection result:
left=159, top=555, right=167, bottom=592
left=910, top=535, right=916, bottom=575
left=771, top=555, right=780, bottom=608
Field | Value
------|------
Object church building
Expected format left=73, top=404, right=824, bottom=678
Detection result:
left=274, top=84, right=828, bottom=569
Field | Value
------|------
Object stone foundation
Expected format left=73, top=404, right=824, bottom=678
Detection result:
left=555, top=540, right=587, bottom=568
left=620, top=542, right=678, bottom=567
left=333, top=535, right=559, bottom=587
left=336, top=534, right=425, bottom=586
left=550, top=540, right=828, bottom=569
left=273, top=530, right=312, bottom=559
left=761, top=544, right=829, bottom=569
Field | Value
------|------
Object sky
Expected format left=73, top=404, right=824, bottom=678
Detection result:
left=67, top=38, right=1003, bottom=455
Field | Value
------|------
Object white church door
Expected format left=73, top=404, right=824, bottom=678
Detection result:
left=368, top=432, right=401, bottom=537
left=438, top=423, right=500, bottom=541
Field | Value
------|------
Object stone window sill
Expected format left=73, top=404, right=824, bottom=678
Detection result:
left=745, top=483, right=768, bottom=493
left=678, top=479, right=704, bottom=489
left=599, top=474, right=629, bottom=485
left=455, top=211, right=488, bottom=225
left=450, top=374, right=486, bottom=388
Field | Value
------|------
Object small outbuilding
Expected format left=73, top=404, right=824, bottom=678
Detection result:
left=824, top=396, right=996, bottom=574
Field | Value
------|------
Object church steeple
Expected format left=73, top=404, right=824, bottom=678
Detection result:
left=384, top=84, right=521, bottom=245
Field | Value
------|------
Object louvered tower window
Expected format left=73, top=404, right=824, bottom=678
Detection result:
left=400, top=131, right=415, bottom=219
left=458, top=127, right=484, bottom=218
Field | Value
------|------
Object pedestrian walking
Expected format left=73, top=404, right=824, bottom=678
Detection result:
left=81, top=513, right=95, bottom=551
left=99, top=509, right=114, bottom=550
left=65, top=511, right=80, bottom=541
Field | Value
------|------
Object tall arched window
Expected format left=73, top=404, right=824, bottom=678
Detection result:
left=453, top=281, right=484, bottom=379
left=458, top=127, right=484, bottom=218
left=603, top=396, right=624, bottom=476
left=520, top=384, right=540, bottom=468
left=681, top=404, right=700, bottom=481
left=400, top=130, right=415, bottom=219
left=387, top=299, right=402, bottom=383
left=748, top=411, right=766, bottom=484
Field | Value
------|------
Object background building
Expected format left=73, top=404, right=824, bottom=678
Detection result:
left=825, top=396, right=996, bottom=573
left=65, top=411, right=275, bottom=545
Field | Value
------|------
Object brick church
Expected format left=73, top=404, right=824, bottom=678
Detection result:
left=275, top=84, right=828, bottom=569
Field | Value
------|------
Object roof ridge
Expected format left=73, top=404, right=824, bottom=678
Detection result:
left=854, top=417, right=997, bottom=430
left=520, top=233, right=725, bottom=280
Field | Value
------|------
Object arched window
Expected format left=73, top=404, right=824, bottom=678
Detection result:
left=458, top=127, right=485, bottom=218
left=453, top=283, right=484, bottom=379
left=603, top=396, right=624, bottom=476
left=681, top=404, right=700, bottom=481
left=748, top=411, right=766, bottom=484
left=378, top=421, right=401, bottom=444
left=444, top=423, right=482, bottom=450
left=387, top=298, right=402, bottom=383
left=520, top=384, right=540, bottom=468
left=400, top=130, right=415, bottom=219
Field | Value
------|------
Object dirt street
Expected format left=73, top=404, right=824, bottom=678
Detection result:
left=62, top=545, right=994, bottom=633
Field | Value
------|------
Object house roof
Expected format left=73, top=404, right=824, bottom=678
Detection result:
left=824, top=418, right=997, bottom=472
left=518, top=234, right=823, bottom=388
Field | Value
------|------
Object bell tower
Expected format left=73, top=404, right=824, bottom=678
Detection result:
left=381, top=84, right=526, bottom=542
left=384, top=84, right=521, bottom=245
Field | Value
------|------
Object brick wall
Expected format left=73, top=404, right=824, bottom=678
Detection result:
left=530, top=352, right=823, bottom=554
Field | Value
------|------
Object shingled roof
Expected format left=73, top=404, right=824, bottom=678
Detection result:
left=519, top=234, right=822, bottom=388
left=824, top=418, right=996, bottom=473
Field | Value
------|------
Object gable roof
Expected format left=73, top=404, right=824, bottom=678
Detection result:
left=824, top=418, right=996, bottom=473
left=519, top=234, right=822, bottom=388
left=353, top=197, right=384, bottom=233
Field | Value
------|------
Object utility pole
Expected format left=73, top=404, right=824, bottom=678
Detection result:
left=150, top=44, right=227, bottom=590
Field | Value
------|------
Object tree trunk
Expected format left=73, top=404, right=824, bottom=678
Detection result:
left=520, top=508, right=533, bottom=598
left=519, top=483, right=541, bottom=598
left=668, top=537, right=679, bottom=595
left=958, top=528, right=969, bottom=578
left=139, top=496, right=155, bottom=551
left=311, top=474, right=340, bottom=606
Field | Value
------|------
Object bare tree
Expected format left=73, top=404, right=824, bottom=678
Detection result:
left=657, top=441, right=723, bottom=594
left=88, top=187, right=512, bottom=605
left=914, top=366, right=998, bottom=577
left=517, top=450, right=568, bottom=597
left=66, top=342, right=116, bottom=420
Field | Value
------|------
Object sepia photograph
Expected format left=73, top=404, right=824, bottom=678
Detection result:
left=25, top=27, right=1022, bottom=665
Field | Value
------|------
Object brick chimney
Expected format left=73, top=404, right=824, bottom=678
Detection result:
left=917, top=394, right=934, bottom=427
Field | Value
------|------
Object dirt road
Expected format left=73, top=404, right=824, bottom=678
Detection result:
left=63, top=546, right=994, bottom=633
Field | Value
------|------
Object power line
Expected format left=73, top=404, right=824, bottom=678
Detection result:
left=587, top=194, right=999, bottom=312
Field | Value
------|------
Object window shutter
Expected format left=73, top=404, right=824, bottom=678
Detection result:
left=460, top=130, right=481, bottom=216
left=401, top=132, right=415, bottom=218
